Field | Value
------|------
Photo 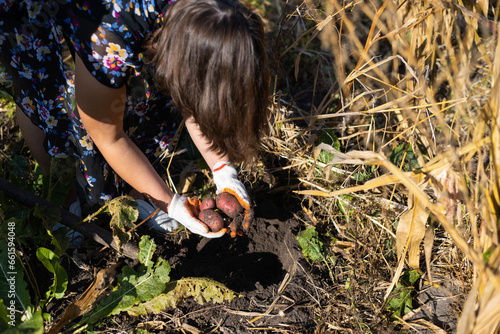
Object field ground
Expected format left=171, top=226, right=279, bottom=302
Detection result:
left=2, top=0, right=500, bottom=333
left=0, top=107, right=466, bottom=332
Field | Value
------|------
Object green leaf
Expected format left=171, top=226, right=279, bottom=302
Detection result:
left=32, top=164, right=45, bottom=194
left=35, top=248, right=68, bottom=302
left=315, top=129, right=340, bottom=164
left=483, top=247, right=493, bottom=263
left=46, top=228, right=69, bottom=258
left=0, top=241, right=32, bottom=317
left=138, top=235, right=156, bottom=269
left=353, top=170, right=370, bottom=182
left=296, top=227, right=324, bottom=262
left=1, top=206, right=58, bottom=249
left=82, top=236, right=170, bottom=325
left=0, top=300, right=10, bottom=328
left=107, top=196, right=139, bottom=251
left=404, top=270, right=421, bottom=286
left=127, top=277, right=240, bottom=316
left=337, top=195, right=354, bottom=222
left=135, top=258, right=171, bottom=301
left=22, top=205, right=65, bottom=254
left=389, top=144, right=420, bottom=172
left=388, top=282, right=412, bottom=317
left=387, top=270, right=420, bottom=318
left=297, top=227, right=337, bottom=283
left=2, top=309, right=43, bottom=334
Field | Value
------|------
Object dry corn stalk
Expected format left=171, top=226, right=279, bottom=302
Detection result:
left=277, top=0, right=498, bottom=329
left=455, top=20, right=500, bottom=334
left=395, top=176, right=429, bottom=271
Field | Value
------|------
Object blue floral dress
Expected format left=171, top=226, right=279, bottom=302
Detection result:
left=0, top=0, right=183, bottom=206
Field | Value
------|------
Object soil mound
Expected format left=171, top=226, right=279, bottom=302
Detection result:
left=162, top=209, right=318, bottom=332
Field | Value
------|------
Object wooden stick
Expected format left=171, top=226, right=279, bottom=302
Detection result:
left=0, top=177, right=139, bottom=260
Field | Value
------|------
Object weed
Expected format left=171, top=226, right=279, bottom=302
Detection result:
left=297, top=226, right=335, bottom=282
left=386, top=270, right=420, bottom=319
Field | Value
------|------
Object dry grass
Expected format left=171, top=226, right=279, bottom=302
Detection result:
left=1, top=0, right=498, bottom=331
left=262, top=0, right=500, bottom=332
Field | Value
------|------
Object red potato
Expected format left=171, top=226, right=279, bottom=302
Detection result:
left=198, top=209, right=224, bottom=232
left=200, top=197, right=216, bottom=211
left=216, top=192, right=244, bottom=218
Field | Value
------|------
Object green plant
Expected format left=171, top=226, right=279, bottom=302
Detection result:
left=1, top=310, right=44, bottom=334
left=35, top=248, right=68, bottom=307
left=386, top=270, right=420, bottom=319
left=106, top=196, right=140, bottom=251
left=0, top=236, right=55, bottom=333
left=297, top=227, right=335, bottom=282
left=78, top=235, right=171, bottom=326
left=0, top=154, right=73, bottom=332
left=336, top=194, right=354, bottom=223
left=74, top=235, right=239, bottom=331
left=315, top=129, right=340, bottom=164
left=0, top=242, right=34, bottom=326
left=389, top=144, right=420, bottom=172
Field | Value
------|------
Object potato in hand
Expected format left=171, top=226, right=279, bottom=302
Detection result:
left=198, top=209, right=224, bottom=232
left=200, top=197, right=216, bottom=211
left=216, top=192, right=244, bottom=218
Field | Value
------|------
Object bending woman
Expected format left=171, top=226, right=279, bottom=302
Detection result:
left=0, top=0, right=269, bottom=238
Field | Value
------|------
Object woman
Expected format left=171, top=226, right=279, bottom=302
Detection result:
left=0, top=0, right=269, bottom=238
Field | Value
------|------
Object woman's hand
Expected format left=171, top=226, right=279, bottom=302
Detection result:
left=185, top=118, right=254, bottom=237
left=212, top=162, right=254, bottom=236
left=168, top=194, right=227, bottom=238
left=212, top=162, right=250, bottom=209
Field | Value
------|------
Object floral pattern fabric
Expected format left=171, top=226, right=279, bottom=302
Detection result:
left=0, top=0, right=181, bottom=206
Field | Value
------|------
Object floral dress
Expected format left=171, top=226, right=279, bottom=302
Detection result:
left=0, top=0, right=183, bottom=206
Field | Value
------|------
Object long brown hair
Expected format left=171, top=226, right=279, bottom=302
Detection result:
left=147, top=0, right=269, bottom=165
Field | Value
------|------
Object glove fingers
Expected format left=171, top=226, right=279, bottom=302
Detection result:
left=183, top=220, right=210, bottom=235
left=183, top=216, right=229, bottom=238
left=187, top=197, right=201, bottom=207
left=228, top=220, right=238, bottom=238
left=242, top=209, right=254, bottom=230
left=202, top=228, right=228, bottom=239
left=186, top=198, right=201, bottom=217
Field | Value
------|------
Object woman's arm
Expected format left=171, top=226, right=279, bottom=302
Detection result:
left=184, top=116, right=229, bottom=170
left=74, top=55, right=175, bottom=212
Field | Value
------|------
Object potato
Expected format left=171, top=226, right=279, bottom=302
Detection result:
left=200, top=197, right=216, bottom=211
left=199, top=209, right=224, bottom=232
left=216, top=192, right=244, bottom=218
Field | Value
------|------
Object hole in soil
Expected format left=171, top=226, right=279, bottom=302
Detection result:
left=223, top=252, right=284, bottom=291
left=172, top=251, right=284, bottom=293
left=166, top=229, right=288, bottom=293
left=163, top=216, right=297, bottom=294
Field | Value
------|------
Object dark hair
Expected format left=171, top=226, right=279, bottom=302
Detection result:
left=147, top=0, right=269, bottom=165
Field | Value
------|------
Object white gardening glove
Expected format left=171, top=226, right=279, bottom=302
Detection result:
left=168, top=194, right=226, bottom=238
left=212, top=161, right=254, bottom=236
left=135, top=199, right=178, bottom=232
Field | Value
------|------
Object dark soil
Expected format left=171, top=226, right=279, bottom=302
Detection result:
left=41, top=186, right=464, bottom=334
left=165, top=216, right=317, bottom=333
left=46, top=194, right=321, bottom=333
